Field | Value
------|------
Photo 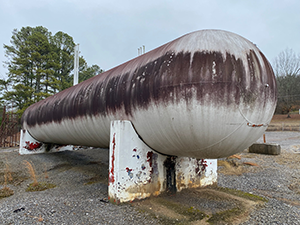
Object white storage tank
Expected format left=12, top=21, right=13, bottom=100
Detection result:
left=22, top=29, right=277, bottom=158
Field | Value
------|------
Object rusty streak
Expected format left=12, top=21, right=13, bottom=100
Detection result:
left=20, top=30, right=277, bottom=159
left=22, top=38, right=276, bottom=128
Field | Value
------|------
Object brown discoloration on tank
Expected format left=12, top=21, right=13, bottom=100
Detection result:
left=22, top=47, right=276, bottom=128
left=21, top=30, right=277, bottom=159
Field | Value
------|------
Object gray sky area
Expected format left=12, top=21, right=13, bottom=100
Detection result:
left=0, top=0, right=299, bottom=79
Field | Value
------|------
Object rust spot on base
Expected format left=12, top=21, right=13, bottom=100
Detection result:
left=109, top=133, right=116, bottom=184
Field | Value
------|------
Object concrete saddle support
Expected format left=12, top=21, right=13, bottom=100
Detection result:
left=108, top=120, right=217, bottom=203
left=19, top=129, right=74, bottom=155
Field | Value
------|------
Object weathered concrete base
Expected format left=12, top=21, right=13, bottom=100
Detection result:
left=249, top=143, right=281, bottom=155
left=108, top=120, right=217, bottom=203
left=176, top=157, right=217, bottom=191
left=19, top=129, right=74, bottom=155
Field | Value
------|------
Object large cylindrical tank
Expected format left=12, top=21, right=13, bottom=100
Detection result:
left=22, top=29, right=277, bottom=159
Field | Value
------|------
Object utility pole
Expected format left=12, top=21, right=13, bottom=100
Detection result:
left=73, top=44, right=80, bottom=86
left=138, top=45, right=145, bottom=56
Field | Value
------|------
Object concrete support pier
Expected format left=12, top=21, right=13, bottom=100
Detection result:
left=108, top=120, right=217, bottom=203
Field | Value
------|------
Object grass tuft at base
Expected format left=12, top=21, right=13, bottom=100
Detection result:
left=26, top=182, right=56, bottom=192
left=0, top=186, right=14, bottom=198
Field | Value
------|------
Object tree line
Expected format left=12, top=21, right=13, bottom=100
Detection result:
left=273, top=48, right=300, bottom=114
left=1, top=26, right=102, bottom=117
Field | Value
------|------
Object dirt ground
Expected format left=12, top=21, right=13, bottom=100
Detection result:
left=268, top=114, right=300, bottom=131
left=271, top=114, right=300, bottom=123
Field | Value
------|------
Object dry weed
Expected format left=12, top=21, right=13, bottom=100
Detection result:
left=5, top=163, right=13, bottom=182
left=23, top=160, right=38, bottom=187
left=1, top=162, right=14, bottom=198
left=37, top=215, right=43, bottom=222
left=288, top=181, right=300, bottom=194
left=218, top=160, right=245, bottom=176
left=0, top=186, right=14, bottom=198
left=276, top=153, right=300, bottom=170
left=1, top=162, right=13, bottom=187
left=44, top=165, right=49, bottom=179
left=243, top=162, right=259, bottom=167
left=228, top=155, right=241, bottom=160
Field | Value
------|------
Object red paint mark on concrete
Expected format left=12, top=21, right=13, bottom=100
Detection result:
left=201, top=159, right=208, bottom=172
left=24, top=141, right=42, bottom=150
left=109, top=133, right=116, bottom=185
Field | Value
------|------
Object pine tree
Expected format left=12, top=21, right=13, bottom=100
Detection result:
left=1, top=26, right=103, bottom=118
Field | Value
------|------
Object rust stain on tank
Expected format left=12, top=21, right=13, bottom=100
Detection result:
left=21, top=30, right=277, bottom=159
left=21, top=38, right=276, bottom=128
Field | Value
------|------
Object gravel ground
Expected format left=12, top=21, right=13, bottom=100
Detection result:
left=219, top=131, right=300, bottom=225
left=0, top=131, right=299, bottom=224
left=0, top=148, right=158, bottom=225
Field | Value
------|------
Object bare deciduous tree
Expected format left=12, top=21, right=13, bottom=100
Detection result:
left=273, top=48, right=300, bottom=77
left=273, top=49, right=300, bottom=115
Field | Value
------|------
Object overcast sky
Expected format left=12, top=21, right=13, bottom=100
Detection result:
left=1, top=0, right=299, bottom=79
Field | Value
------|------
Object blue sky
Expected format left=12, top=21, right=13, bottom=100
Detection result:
left=1, top=0, right=299, bottom=79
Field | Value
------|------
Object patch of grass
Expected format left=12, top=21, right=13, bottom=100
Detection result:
left=215, top=187, right=268, bottom=202
left=149, top=213, right=185, bottom=225
left=156, top=198, right=207, bottom=222
left=207, top=207, right=244, bottom=224
left=135, top=198, right=208, bottom=225
left=26, top=182, right=56, bottom=192
left=84, top=176, right=107, bottom=185
left=0, top=187, right=14, bottom=199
